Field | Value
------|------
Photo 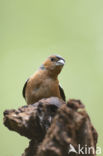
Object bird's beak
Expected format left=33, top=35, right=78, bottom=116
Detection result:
left=56, top=59, right=65, bottom=66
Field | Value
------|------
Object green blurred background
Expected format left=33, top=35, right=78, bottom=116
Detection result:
left=0, top=0, right=103, bottom=155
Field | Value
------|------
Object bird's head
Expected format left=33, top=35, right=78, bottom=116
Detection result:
left=41, top=55, right=65, bottom=77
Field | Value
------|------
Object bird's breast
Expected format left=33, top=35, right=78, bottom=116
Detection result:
left=26, top=77, right=61, bottom=104
left=34, top=78, right=59, bottom=95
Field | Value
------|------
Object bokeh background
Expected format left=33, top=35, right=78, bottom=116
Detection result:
left=0, top=0, right=103, bottom=155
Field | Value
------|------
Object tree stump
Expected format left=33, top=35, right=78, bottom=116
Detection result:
left=3, top=97, right=98, bottom=156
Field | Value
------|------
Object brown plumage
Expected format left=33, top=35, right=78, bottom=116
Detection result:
left=23, top=55, right=66, bottom=104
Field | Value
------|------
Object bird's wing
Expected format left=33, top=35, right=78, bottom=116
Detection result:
left=22, top=78, right=29, bottom=98
left=59, top=85, right=66, bottom=101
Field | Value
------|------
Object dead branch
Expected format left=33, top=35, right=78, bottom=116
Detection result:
left=3, top=97, right=98, bottom=156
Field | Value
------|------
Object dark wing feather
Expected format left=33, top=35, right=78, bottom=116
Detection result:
left=22, top=78, right=29, bottom=98
left=59, top=85, right=66, bottom=101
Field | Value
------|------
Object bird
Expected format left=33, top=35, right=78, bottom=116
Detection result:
left=22, top=55, right=66, bottom=105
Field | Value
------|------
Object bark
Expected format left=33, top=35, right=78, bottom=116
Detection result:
left=3, top=97, right=98, bottom=156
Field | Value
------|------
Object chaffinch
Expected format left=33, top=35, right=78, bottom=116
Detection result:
left=23, top=55, right=66, bottom=104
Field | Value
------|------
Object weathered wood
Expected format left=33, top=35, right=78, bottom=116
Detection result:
left=3, top=97, right=98, bottom=156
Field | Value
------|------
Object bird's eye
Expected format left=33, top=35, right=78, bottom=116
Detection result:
left=51, top=58, right=55, bottom=62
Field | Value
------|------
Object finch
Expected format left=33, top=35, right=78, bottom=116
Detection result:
left=23, top=55, right=66, bottom=105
